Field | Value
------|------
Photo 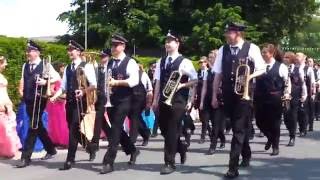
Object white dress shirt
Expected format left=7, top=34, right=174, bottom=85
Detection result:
left=265, top=58, right=291, bottom=94
left=21, top=57, right=60, bottom=82
left=212, top=39, right=265, bottom=74
left=61, top=58, right=97, bottom=92
left=110, top=52, right=139, bottom=88
left=154, top=52, right=197, bottom=81
left=301, top=64, right=316, bottom=85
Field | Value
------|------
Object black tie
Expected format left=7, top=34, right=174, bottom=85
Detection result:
left=166, top=57, right=173, bottom=69
left=71, top=63, right=76, bottom=71
left=293, top=66, right=299, bottom=74
left=231, top=46, right=239, bottom=55
left=30, top=64, right=35, bottom=72
left=114, top=60, right=120, bottom=69
left=266, top=65, right=270, bottom=73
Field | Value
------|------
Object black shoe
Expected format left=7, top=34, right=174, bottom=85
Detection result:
left=220, top=142, right=225, bottom=149
left=308, top=127, right=313, bottom=132
left=41, top=150, right=57, bottom=160
left=299, top=131, right=307, bottom=137
left=59, top=161, right=74, bottom=171
left=141, top=139, right=149, bottom=146
left=206, top=147, right=215, bottom=155
left=160, top=164, right=176, bottom=175
left=287, top=138, right=295, bottom=147
left=128, top=150, right=140, bottom=165
left=224, top=169, right=239, bottom=179
left=198, top=138, right=205, bottom=144
left=89, top=151, right=96, bottom=162
left=239, top=159, right=250, bottom=167
left=100, top=164, right=114, bottom=174
left=180, top=151, right=187, bottom=164
left=264, top=141, right=272, bottom=151
left=16, top=159, right=30, bottom=168
left=270, top=148, right=279, bottom=156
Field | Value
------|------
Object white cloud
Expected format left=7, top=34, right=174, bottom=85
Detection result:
left=0, top=0, right=72, bottom=37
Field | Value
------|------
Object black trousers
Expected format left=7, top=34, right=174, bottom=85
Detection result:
left=159, top=101, right=187, bottom=165
left=224, top=98, right=251, bottom=171
left=103, top=100, right=136, bottom=165
left=306, top=96, right=315, bottom=129
left=255, top=95, right=282, bottom=149
left=152, top=109, right=159, bottom=135
left=199, top=109, right=212, bottom=139
left=201, top=104, right=226, bottom=148
left=22, top=98, right=55, bottom=160
left=90, top=101, right=110, bottom=151
left=65, top=101, right=90, bottom=162
left=284, top=99, right=305, bottom=138
left=129, top=93, right=150, bottom=143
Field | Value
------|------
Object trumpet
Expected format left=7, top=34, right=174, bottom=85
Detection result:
left=234, top=58, right=252, bottom=100
left=105, top=69, right=113, bottom=108
left=31, top=55, right=52, bottom=129
left=163, top=70, right=182, bottom=106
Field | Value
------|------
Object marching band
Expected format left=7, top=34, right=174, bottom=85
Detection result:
left=1, top=22, right=320, bottom=179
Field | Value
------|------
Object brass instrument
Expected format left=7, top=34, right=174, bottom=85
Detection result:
left=282, top=65, right=292, bottom=111
left=76, top=51, right=98, bottom=143
left=163, top=70, right=182, bottom=106
left=234, top=58, right=252, bottom=100
left=31, top=56, right=52, bottom=129
left=104, top=69, right=113, bottom=127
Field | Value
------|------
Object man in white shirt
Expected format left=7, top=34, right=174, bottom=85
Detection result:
left=211, top=22, right=266, bottom=178
left=306, top=57, right=316, bottom=131
left=100, top=34, right=140, bottom=174
left=152, top=31, right=197, bottom=175
left=50, top=40, right=97, bottom=170
left=17, top=40, right=59, bottom=168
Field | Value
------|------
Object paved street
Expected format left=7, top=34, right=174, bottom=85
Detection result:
left=1, top=121, right=320, bottom=180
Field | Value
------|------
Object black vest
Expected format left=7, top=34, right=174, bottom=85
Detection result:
left=132, top=70, right=147, bottom=96
left=66, top=61, right=87, bottom=103
left=205, top=69, right=215, bottom=103
left=96, top=65, right=107, bottom=104
left=291, top=66, right=303, bottom=100
left=255, top=61, right=284, bottom=97
left=314, top=68, right=318, bottom=81
left=159, top=56, right=189, bottom=104
left=304, top=66, right=312, bottom=95
left=107, top=57, right=132, bottom=103
left=195, top=69, right=204, bottom=108
left=23, top=61, right=46, bottom=102
left=221, top=42, right=253, bottom=95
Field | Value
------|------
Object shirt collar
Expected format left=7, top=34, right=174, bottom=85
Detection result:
left=114, top=52, right=126, bottom=61
left=230, top=39, right=245, bottom=49
left=167, top=51, right=180, bottom=62
left=72, top=58, right=82, bottom=66
left=265, top=58, right=276, bottom=67
left=29, top=57, right=41, bottom=65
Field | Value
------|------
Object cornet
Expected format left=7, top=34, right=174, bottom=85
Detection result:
left=163, top=70, right=182, bottom=106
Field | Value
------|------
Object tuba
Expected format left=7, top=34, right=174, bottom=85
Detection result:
left=163, top=70, right=182, bottom=106
left=234, top=57, right=252, bottom=101
left=31, top=55, right=52, bottom=129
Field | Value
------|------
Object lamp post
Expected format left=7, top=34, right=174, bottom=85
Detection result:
left=85, top=0, right=88, bottom=50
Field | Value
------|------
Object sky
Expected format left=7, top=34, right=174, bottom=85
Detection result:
left=0, top=0, right=73, bottom=38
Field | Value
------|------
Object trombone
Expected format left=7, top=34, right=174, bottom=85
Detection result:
left=31, top=55, right=52, bottom=129
left=162, top=70, right=182, bottom=106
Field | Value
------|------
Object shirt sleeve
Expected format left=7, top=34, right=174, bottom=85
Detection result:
left=249, top=43, right=265, bottom=71
left=279, top=63, right=289, bottom=79
left=212, top=46, right=224, bottom=74
left=21, top=63, right=26, bottom=80
left=180, top=59, right=197, bottom=80
left=154, top=59, right=161, bottom=81
left=84, top=63, right=97, bottom=87
left=307, top=67, right=315, bottom=84
left=142, top=72, right=153, bottom=92
left=126, top=59, right=140, bottom=88
left=61, top=68, right=67, bottom=92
